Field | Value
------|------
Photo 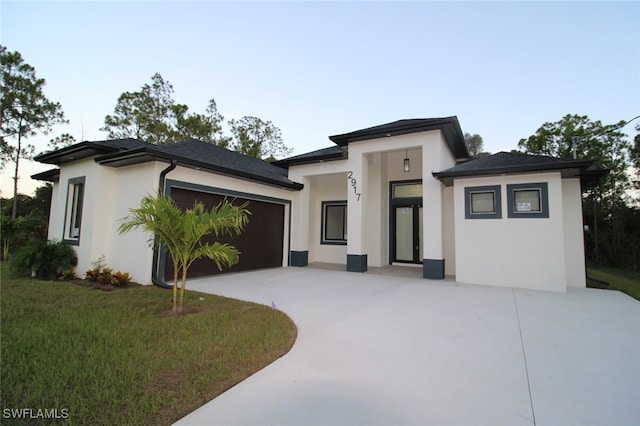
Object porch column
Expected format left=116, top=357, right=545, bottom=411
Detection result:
left=346, top=151, right=368, bottom=272
left=290, top=177, right=310, bottom=266
left=422, top=146, right=445, bottom=279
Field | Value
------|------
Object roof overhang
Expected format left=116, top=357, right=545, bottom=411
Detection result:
left=34, top=141, right=121, bottom=165
left=31, top=168, right=60, bottom=182
left=433, top=159, right=607, bottom=187
left=328, top=117, right=469, bottom=159
left=95, top=148, right=304, bottom=191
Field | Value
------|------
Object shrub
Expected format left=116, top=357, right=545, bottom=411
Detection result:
left=85, top=258, right=132, bottom=287
left=112, top=271, right=132, bottom=287
left=11, top=240, right=78, bottom=280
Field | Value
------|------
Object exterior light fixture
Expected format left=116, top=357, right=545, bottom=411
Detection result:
left=404, top=149, right=410, bottom=173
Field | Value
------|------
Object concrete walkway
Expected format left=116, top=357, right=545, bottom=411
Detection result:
left=174, top=267, right=640, bottom=426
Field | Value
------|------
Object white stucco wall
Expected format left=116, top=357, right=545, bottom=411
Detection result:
left=288, top=129, right=457, bottom=271
left=562, top=178, right=587, bottom=288
left=454, top=173, right=570, bottom=292
left=108, top=162, right=163, bottom=284
left=307, top=173, right=348, bottom=264
left=49, top=159, right=296, bottom=285
left=443, top=186, right=456, bottom=276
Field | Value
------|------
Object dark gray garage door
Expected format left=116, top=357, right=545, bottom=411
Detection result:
left=165, top=187, right=285, bottom=280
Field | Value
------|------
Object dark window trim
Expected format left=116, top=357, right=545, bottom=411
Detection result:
left=321, top=200, right=347, bottom=245
left=464, top=185, right=502, bottom=219
left=63, top=176, right=86, bottom=245
left=507, top=182, right=549, bottom=218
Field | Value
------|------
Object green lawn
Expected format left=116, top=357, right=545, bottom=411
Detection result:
left=587, top=266, right=640, bottom=301
left=0, top=267, right=297, bottom=425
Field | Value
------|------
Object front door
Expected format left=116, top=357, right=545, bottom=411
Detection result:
left=392, top=204, right=423, bottom=264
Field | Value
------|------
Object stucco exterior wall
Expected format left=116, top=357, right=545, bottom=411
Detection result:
left=287, top=129, right=457, bottom=272
left=562, top=178, right=587, bottom=288
left=308, top=173, right=348, bottom=264
left=443, top=186, right=456, bottom=276
left=48, top=159, right=297, bottom=285
left=107, top=162, right=163, bottom=284
left=454, top=173, right=569, bottom=292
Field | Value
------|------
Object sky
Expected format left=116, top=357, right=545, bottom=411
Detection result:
left=1, top=1, right=639, bottom=196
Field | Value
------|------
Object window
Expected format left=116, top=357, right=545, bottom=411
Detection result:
left=507, top=182, right=549, bottom=218
left=64, top=177, right=85, bottom=244
left=321, top=201, right=347, bottom=245
left=464, top=185, right=501, bottom=219
left=393, top=182, right=422, bottom=199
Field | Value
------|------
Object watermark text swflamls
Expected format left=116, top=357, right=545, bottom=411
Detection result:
left=3, top=408, right=69, bottom=420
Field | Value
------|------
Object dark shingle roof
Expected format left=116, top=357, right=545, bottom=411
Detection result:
left=33, top=138, right=303, bottom=190
left=273, top=146, right=346, bottom=168
left=328, top=117, right=469, bottom=159
left=433, top=151, right=607, bottom=186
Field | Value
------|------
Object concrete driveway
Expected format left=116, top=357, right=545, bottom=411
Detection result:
left=175, top=267, right=640, bottom=426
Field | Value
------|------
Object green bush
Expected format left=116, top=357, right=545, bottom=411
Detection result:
left=85, top=257, right=132, bottom=287
left=11, top=240, right=77, bottom=280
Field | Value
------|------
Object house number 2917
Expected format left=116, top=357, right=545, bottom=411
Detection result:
left=347, top=171, right=362, bottom=201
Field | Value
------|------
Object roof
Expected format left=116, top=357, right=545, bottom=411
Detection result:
left=433, top=151, right=608, bottom=186
left=273, top=146, right=346, bottom=168
left=328, top=117, right=469, bottom=159
left=33, top=138, right=303, bottom=190
left=34, top=138, right=149, bottom=165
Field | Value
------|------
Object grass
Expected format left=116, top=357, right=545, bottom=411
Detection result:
left=587, top=265, right=640, bottom=301
left=0, top=265, right=297, bottom=425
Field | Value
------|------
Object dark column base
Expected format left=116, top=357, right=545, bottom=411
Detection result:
left=423, top=259, right=445, bottom=279
left=290, top=251, right=308, bottom=267
left=347, top=254, right=368, bottom=272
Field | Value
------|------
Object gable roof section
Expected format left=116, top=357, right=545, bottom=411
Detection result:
left=433, top=151, right=608, bottom=186
left=33, top=138, right=303, bottom=190
left=273, top=146, right=346, bottom=168
left=328, top=117, right=469, bottom=159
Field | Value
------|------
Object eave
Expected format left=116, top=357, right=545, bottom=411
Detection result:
left=95, top=149, right=304, bottom=191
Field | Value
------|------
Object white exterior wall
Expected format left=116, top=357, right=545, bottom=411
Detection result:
left=288, top=129, right=456, bottom=271
left=562, top=178, right=587, bottom=288
left=308, top=173, right=348, bottom=264
left=108, top=162, right=163, bottom=284
left=443, top=186, right=456, bottom=276
left=454, top=172, right=569, bottom=292
left=49, top=160, right=296, bottom=285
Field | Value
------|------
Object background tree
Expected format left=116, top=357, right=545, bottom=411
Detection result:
left=119, top=193, right=250, bottom=314
left=229, top=116, right=292, bottom=160
left=48, top=132, right=77, bottom=151
left=170, top=98, right=230, bottom=147
left=464, top=132, right=485, bottom=157
left=102, top=74, right=229, bottom=146
left=102, top=73, right=175, bottom=145
left=1, top=46, right=67, bottom=218
left=518, top=114, right=638, bottom=270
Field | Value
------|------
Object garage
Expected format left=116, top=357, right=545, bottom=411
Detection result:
left=165, top=187, right=286, bottom=280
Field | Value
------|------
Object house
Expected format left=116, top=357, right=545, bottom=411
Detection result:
left=33, top=116, right=606, bottom=292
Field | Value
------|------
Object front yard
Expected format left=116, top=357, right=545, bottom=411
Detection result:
left=0, top=266, right=297, bottom=425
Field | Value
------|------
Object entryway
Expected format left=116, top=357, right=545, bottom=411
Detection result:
left=392, top=204, right=423, bottom=264
left=390, top=180, right=423, bottom=265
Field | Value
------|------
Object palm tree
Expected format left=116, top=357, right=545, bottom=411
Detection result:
left=118, top=193, right=249, bottom=313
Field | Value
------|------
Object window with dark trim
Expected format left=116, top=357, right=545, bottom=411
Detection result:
left=321, top=201, right=347, bottom=245
left=464, top=185, right=502, bottom=219
left=64, top=177, right=85, bottom=244
left=507, top=182, right=549, bottom=218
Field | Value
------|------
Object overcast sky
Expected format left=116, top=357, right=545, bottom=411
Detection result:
left=1, top=1, right=639, bottom=196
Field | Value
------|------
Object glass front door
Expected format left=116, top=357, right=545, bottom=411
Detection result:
left=393, top=204, right=423, bottom=264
